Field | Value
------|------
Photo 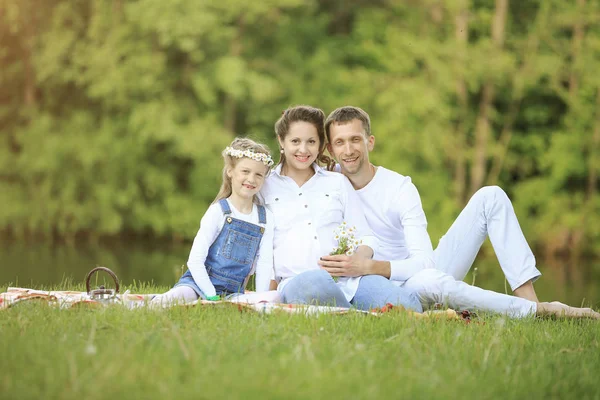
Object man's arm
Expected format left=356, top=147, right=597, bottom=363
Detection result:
left=320, top=178, right=434, bottom=280
left=386, top=182, right=435, bottom=280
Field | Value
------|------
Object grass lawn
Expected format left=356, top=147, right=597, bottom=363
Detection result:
left=1, top=283, right=599, bottom=399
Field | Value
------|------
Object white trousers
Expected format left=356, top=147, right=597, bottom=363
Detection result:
left=401, top=186, right=541, bottom=318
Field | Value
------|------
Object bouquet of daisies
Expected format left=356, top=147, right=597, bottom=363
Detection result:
left=330, top=222, right=362, bottom=256
left=329, top=222, right=362, bottom=281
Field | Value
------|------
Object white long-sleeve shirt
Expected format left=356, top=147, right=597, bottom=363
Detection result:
left=186, top=200, right=274, bottom=296
left=260, top=163, right=378, bottom=301
left=355, top=167, right=435, bottom=281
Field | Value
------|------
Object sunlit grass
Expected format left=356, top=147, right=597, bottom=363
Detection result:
left=1, top=284, right=599, bottom=399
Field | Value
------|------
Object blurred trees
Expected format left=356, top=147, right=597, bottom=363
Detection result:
left=1, top=0, right=599, bottom=264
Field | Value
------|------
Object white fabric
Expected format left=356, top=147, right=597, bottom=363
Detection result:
left=433, top=186, right=541, bottom=290
left=228, top=290, right=282, bottom=304
left=402, top=269, right=536, bottom=318
left=260, top=163, right=378, bottom=302
left=151, top=285, right=198, bottom=307
left=355, top=167, right=435, bottom=281
left=186, top=199, right=275, bottom=297
left=356, top=167, right=540, bottom=317
left=151, top=288, right=282, bottom=308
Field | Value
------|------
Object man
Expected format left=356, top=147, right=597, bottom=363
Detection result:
left=319, top=105, right=599, bottom=319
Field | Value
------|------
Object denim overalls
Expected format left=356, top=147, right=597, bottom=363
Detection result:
left=175, top=199, right=267, bottom=297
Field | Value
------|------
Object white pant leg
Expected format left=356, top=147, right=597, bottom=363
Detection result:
left=402, top=269, right=537, bottom=318
left=229, top=290, right=282, bottom=304
left=151, top=286, right=199, bottom=307
left=434, top=186, right=541, bottom=291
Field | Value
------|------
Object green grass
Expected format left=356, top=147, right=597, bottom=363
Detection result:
left=1, top=284, right=599, bottom=399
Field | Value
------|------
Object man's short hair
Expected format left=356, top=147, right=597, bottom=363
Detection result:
left=325, top=106, right=371, bottom=142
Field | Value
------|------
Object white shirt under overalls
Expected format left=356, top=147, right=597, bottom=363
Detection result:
left=187, top=200, right=274, bottom=297
left=260, top=163, right=378, bottom=302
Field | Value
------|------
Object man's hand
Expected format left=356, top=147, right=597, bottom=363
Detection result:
left=319, top=255, right=392, bottom=279
left=318, top=254, right=373, bottom=277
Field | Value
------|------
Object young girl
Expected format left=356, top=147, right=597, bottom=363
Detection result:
left=260, top=105, right=422, bottom=311
left=153, top=138, right=275, bottom=305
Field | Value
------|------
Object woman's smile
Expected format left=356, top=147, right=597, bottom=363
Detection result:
left=294, top=155, right=311, bottom=163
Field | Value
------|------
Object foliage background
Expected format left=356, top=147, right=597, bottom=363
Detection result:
left=1, top=0, right=599, bottom=270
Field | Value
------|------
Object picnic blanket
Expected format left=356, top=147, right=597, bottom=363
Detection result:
left=0, top=287, right=467, bottom=320
left=0, top=287, right=376, bottom=315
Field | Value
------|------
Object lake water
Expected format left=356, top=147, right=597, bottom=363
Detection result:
left=1, top=241, right=598, bottom=308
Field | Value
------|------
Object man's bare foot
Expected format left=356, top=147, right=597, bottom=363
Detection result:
left=513, top=280, right=539, bottom=303
left=536, top=301, right=600, bottom=319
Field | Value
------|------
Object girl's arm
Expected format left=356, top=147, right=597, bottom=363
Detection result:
left=187, top=205, right=221, bottom=298
left=254, top=209, right=275, bottom=292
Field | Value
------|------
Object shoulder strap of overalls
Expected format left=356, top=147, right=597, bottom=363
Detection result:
left=218, top=199, right=232, bottom=215
left=257, top=204, right=266, bottom=224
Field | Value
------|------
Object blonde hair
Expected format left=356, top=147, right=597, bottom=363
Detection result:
left=212, top=137, right=272, bottom=204
left=274, top=105, right=335, bottom=171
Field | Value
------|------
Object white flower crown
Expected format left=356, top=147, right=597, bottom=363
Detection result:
left=224, top=147, right=274, bottom=167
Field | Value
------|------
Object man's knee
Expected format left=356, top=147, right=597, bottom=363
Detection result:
left=471, top=186, right=514, bottom=217
left=473, top=185, right=509, bottom=203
